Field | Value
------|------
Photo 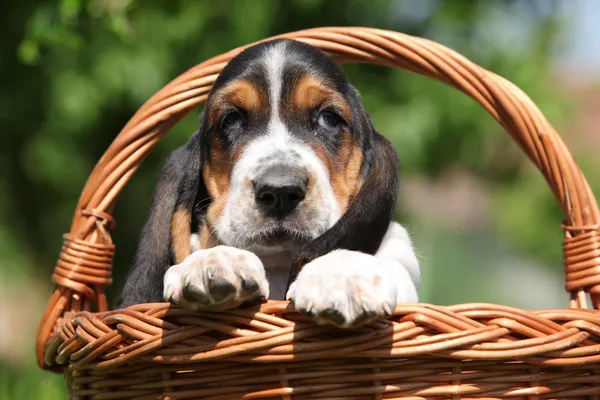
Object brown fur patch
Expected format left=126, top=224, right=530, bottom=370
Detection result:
left=199, top=224, right=221, bottom=249
left=203, top=138, right=248, bottom=230
left=208, top=79, right=263, bottom=126
left=171, top=208, right=191, bottom=264
left=293, top=75, right=351, bottom=120
left=310, top=130, right=363, bottom=213
left=203, top=167, right=229, bottom=229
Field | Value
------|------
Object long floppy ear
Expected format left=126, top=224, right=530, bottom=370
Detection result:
left=117, top=124, right=208, bottom=307
left=287, top=116, right=400, bottom=286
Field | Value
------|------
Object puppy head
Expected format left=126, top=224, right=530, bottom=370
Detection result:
left=197, top=39, right=396, bottom=260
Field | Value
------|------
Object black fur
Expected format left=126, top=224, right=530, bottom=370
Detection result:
left=117, top=131, right=208, bottom=307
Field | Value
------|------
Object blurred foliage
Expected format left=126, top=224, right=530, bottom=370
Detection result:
left=1, top=0, right=592, bottom=397
left=0, top=362, right=65, bottom=400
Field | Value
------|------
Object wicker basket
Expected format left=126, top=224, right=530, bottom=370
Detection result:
left=36, top=27, right=600, bottom=399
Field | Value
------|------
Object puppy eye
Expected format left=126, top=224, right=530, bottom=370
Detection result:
left=221, top=110, right=243, bottom=129
left=317, top=110, right=342, bottom=131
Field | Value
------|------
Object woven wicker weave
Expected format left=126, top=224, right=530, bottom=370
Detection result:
left=36, top=27, right=600, bottom=399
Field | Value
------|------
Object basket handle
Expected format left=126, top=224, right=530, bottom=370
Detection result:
left=36, top=27, right=600, bottom=368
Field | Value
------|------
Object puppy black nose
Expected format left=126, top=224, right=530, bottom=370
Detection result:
left=254, top=173, right=307, bottom=217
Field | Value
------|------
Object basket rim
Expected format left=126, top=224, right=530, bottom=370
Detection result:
left=45, top=301, right=600, bottom=376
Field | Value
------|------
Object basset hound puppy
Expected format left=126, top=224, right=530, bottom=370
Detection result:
left=118, top=39, right=420, bottom=327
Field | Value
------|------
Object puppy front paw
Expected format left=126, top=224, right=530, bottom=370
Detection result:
left=287, top=250, right=416, bottom=327
left=164, top=246, right=269, bottom=311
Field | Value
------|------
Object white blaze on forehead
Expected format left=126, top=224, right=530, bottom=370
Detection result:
left=262, top=40, right=288, bottom=122
left=260, top=41, right=306, bottom=151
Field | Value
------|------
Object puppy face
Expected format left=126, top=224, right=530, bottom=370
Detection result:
left=198, top=40, right=371, bottom=257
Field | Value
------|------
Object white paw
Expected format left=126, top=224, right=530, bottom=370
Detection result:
left=164, top=246, right=269, bottom=311
left=286, top=250, right=418, bottom=327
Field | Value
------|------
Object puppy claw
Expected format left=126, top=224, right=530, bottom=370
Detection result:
left=241, top=278, right=260, bottom=296
left=318, top=308, right=347, bottom=327
left=285, top=282, right=297, bottom=301
left=354, top=311, right=377, bottom=326
left=166, top=292, right=176, bottom=306
left=208, top=277, right=236, bottom=302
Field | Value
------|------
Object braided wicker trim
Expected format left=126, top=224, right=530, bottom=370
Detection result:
left=53, top=234, right=114, bottom=296
left=47, top=302, right=600, bottom=398
left=563, top=225, right=600, bottom=295
left=48, top=302, right=600, bottom=367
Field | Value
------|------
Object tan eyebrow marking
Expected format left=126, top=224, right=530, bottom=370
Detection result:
left=293, top=75, right=351, bottom=120
left=208, top=79, right=263, bottom=125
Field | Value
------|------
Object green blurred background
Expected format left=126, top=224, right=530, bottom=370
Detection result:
left=2, top=0, right=600, bottom=397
